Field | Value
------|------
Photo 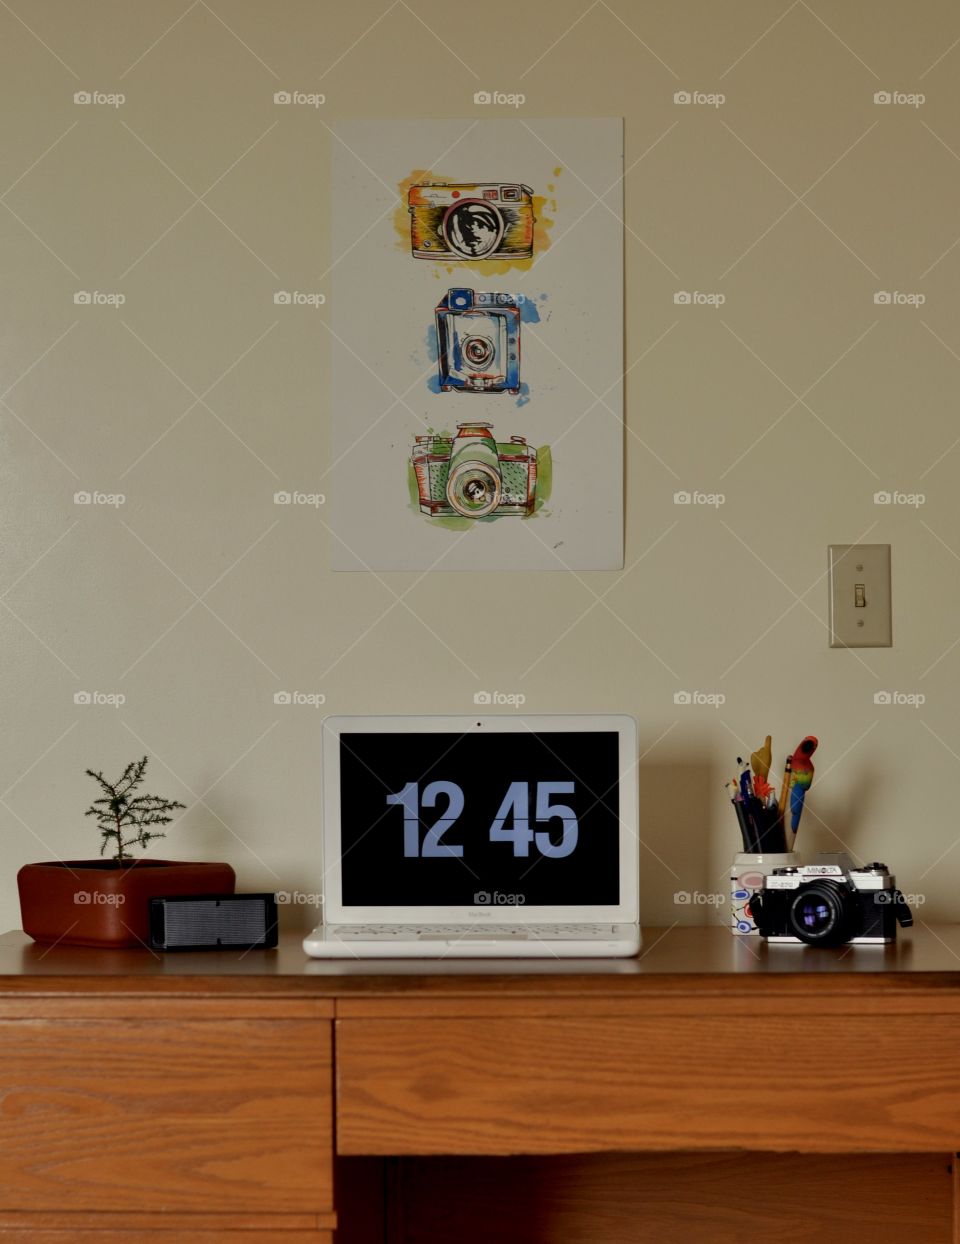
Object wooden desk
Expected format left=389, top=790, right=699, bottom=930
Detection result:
left=2, top=926, right=960, bottom=1242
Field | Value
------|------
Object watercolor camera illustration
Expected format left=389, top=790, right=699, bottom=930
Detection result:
left=408, top=183, right=535, bottom=261
left=411, top=421, right=537, bottom=519
left=436, top=288, right=521, bottom=393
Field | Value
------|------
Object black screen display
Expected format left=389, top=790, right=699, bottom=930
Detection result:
left=338, top=731, right=620, bottom=907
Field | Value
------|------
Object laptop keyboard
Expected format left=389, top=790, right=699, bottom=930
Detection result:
left=330, top=924, right=618, bottom=940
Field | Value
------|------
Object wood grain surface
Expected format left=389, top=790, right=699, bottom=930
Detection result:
left=0, top=1018, right=333, bottom=1212
left=6, top=927, right=960, bottom=999
left=336, top=1014, right=960, bottom=1154
left=0, top=1233, right=331, bottom=1243
left=4, top=927, right=960, bottom=1239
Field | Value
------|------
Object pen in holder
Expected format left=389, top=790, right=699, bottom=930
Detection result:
left=731, top=850, right=801, bottom=935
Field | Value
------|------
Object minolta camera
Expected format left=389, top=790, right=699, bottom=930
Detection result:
left=750, top=855, right=912, bottom=946
left=411, top=420, right=537, bottom=519
left=436, top=288, right=520, bottom=394
left=408, top=183, right=535, bottom=261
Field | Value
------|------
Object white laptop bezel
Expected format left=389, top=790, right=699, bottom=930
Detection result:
left=320, top=714, right=639, bottom=925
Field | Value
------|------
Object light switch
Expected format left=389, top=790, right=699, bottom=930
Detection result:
left=828, top=545, right=892, bottom=647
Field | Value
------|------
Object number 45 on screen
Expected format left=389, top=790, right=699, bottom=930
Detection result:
left=385, top=781, right=579, bottom=859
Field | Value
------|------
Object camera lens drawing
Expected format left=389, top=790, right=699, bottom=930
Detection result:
left=446, top=202, right=504, bottom=258
left=463, top=335, right=495, bottom=369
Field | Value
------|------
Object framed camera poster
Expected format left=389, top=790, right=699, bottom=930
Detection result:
left=330, top=118, right=624, bottom=571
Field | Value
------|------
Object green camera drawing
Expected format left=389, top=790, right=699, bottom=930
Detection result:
left=411, top=421, right=546, bottom=520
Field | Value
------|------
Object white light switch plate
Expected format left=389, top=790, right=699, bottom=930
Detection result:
left=828, top=544, right=892, bottom=648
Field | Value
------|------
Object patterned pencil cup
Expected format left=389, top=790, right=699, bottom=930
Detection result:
left=731, top=851, right=801, bottom=935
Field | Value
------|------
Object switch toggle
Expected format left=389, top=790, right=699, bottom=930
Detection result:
left=828, top=545, right=892, bottom=647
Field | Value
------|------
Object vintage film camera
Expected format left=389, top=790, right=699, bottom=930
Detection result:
left=750, top=855, right=913, bottom=946
left=411, top=421, right=537, bottom=519
left=436, top=288, right=521, bottom=394
left=408, top=183, right=535, bottom=261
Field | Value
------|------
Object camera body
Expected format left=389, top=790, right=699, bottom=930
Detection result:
left=750, top=856, right=912, bottom=946
left=436, top=288, right=521, bottom=393
left=409, top=183, right=535, bottom=261
left=411, top=421, right=537, bottom=519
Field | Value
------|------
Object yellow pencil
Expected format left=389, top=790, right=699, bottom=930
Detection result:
left=778, top=756, right=793, bottom=820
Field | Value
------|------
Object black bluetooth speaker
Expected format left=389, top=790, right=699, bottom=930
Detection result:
left=149, top=893, right=279, bottom=951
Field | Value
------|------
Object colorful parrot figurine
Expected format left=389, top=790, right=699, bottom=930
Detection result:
left=788, top=736, right=818, bottom=832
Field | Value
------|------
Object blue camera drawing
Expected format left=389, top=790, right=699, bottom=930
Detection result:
left=435, top=288, right=521, bottom=394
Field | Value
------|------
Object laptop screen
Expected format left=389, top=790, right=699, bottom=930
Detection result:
left=338, top=730, right=620, bottom=907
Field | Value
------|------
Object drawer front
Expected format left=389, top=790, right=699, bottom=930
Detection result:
left=0, top=1235, right=332, bottom=1243
left=336, top=1015, right=960, bottom=1154
left=0, top=1234, right=332, bottom=1243
left=0, top=1019, right=332, bottom=1212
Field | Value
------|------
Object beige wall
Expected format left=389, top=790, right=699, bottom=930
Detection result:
left=2, top=0, right=959, bottom=934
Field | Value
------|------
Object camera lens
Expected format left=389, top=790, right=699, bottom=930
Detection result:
left=442, top=200, right=506, bottom=259
left=462, top=335, right=495, bottom=369
left=787, top=881, right=855, bottom=946
left=446, top=462, right=501, bottom=518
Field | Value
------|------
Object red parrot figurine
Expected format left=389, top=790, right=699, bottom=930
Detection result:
left=788, top=736, right=818, bottom=833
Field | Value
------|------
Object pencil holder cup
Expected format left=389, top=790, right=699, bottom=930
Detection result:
left=731, top=851, right=801, bottom=935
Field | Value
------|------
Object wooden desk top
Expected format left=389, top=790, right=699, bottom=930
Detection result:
left=3, top=925, right=960, bottom=997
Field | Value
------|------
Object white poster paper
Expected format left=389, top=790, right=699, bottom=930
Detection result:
left=330, top=118, right=623, bottom=571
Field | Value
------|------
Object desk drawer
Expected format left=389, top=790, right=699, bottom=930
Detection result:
left=0, top=1018, right=332, bottom=1212
left=336, top=1014, right=960, bottom=1154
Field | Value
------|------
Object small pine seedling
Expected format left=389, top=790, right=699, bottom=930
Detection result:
left=84, top=756, right=186, bottom=862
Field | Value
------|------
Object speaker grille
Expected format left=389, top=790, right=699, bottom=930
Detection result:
left=150, top=894, right=278, bottom=950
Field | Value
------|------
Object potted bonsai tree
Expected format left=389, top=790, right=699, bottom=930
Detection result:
left=17, top=757, right=235, bottom=947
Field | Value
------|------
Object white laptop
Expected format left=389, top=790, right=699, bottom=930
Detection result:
left=303, top=714, right=640, bottom=958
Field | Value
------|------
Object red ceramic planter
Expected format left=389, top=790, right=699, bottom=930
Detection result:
left=17, top=859, right=236, bottom=948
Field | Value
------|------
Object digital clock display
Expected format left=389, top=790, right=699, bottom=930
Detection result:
left=339, top=731, right=620, bottom=906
